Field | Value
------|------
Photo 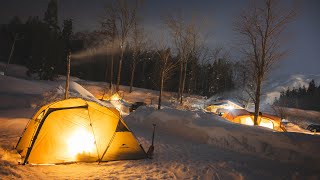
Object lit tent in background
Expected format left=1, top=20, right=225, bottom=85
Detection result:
left=222, top=109, right=286, bottom=132
left=206, top=100, right=244, bottom=115
left=16, top=98, right=147, bottom=165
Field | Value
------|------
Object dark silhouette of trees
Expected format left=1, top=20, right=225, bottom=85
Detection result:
left=0, top=0, right=244, bottom=101
left=165, top=13, right=202, bottom=104
left=129, top=19, right=148, bottom=93
left=62, top=19, right=73, bottom=51
left=101, top=0, right=138, bottom=92
left=274, top=79, right=320, bottom=111
left=44, top=0, right=59, bottom=32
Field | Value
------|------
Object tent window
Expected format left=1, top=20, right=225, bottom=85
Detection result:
left=116, top=120, right=129, bottom=132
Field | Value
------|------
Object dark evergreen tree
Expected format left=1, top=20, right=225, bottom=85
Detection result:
left=62, top=19, right=73, bottom=51
left=274, top=79, right=320, bottom=111
left=44, top=0, right=59, bottom=32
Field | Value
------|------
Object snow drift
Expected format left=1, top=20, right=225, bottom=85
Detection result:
left=127, top=106, right=320, bottom=163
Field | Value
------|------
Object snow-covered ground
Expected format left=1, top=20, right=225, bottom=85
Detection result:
left=1, top=63, right=320, bottom=179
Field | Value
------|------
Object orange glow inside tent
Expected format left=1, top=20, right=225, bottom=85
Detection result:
left=67, top=127, right=96, bottom=159
left=110, top=93, right=121, bottom=101
left=222, top=109, right=286, bottom=132
left=15, top=98, right=147, bottom=165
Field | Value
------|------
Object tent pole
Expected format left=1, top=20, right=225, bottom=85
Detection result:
left=98, top=126, right=117, bottom=164
left=87, top=105, right=101, bottom=161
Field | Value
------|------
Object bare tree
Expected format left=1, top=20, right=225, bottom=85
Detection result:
left=101, top=0, right=137, bottom=92
left=5, top=33, right=24, bottom=75
left=155, top=42, right=178, bottom=110
left=197, top=45, right=210, bottom=95
left=165, top=13, right=200, bottom=104
left=101, top=12, right=117, bottom=91
left=129, top=19, right=148, bottom=93
left=235, top=0, right=296, bottom=125
left=165, top=13, right=185, bottom=100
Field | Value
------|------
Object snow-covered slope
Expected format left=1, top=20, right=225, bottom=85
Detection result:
left=128, top=107, right=320, bottom=162
left=0, top=75, right=112, bottom=109
left=1, top=67, right=320, bottom=179
left=206, top=74, right=320, bottom=107
left=1, top=107, right=320, bottom=179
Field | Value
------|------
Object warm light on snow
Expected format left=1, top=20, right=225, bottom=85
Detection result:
left=226, top=105, right=234, bottom=110
left=259, top=119, right=274, bottom=129
left=110, top=93, right=121, bottom=101
left=67, top=128, right=95, bottom=159
left=240, top=117, right=254, bottom=126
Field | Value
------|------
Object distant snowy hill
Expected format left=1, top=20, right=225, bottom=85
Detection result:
left=206, top=74, right=320, bottom=109
left=263, top=74, right=320, bottom=104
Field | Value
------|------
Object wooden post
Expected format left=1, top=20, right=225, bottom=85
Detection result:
left=65, top=51, right=71, bottom=99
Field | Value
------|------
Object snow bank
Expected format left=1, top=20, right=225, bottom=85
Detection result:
left=127, top=107, right=320, bottom=163
left=1, top=77, right=320, bottom=179
left=0, top=62, right=28, bottom=79
left=0, top=75, right=113, bottom=109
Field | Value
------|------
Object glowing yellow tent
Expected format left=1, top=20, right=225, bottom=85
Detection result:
left=16, top=98, right=147, bottom=165
left=222, top=109, right=286, bottom=132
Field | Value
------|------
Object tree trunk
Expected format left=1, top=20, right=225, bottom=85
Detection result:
left=116, top=47, right=124, bottom=92
left=180, top=60, right=188, bottom=104
left=104, top=58, right=109, bottom=82
left=5, top=34, right=17, bottom=75
left=109, top=53, right=114, bottom=90
left=65, top=52, right=71, bottom=99
left=129, top=64, right=136, bottom=93
left=142, top=61, right=146, bottom=88
left=158, top=71, right=164, bottom=110
left=177, top=60, right=183, bottom=99
left=253, top=78, right=262, bottom=125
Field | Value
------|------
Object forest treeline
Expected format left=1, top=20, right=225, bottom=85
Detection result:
left=1, top=0, right=316, bottom=112
left=0, top=0, right=238, bottom=98
left=273, top=80, right=320, bottom=111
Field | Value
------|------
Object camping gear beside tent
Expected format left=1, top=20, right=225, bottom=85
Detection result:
left=16, top=98, right=147, bottom=165
left=222, top=109, right=286, bottom=132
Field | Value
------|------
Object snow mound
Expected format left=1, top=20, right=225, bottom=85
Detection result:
left=0, top=75, right=113, bottom=109
left=127, top=107, right=320, bottom=163
left=40, top=81, right=114, bottom=108
left=0, top=62, right=28, bottom=79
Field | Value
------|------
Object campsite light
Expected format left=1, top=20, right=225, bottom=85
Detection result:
left=243, top=117, right=254, bottom=126
left=67, top=128, right=95, bottom=159
left=259, top=119, right=274, bottom=129
left=226, top=105, right=234, bottom=110
left=110, top=93, right=121, bottom=101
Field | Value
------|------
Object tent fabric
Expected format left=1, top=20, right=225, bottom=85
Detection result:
left=16, top=98, right=147, bottom=165
left=206, top=100, right=244, bottom=114
left=222, top=109, right=286, bottom=132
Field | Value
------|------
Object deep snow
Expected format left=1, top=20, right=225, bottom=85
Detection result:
left=1, top=63, right=320, bottom=179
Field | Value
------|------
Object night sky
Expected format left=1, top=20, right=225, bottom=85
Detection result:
left=1, top=0, right=319, bottom=78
